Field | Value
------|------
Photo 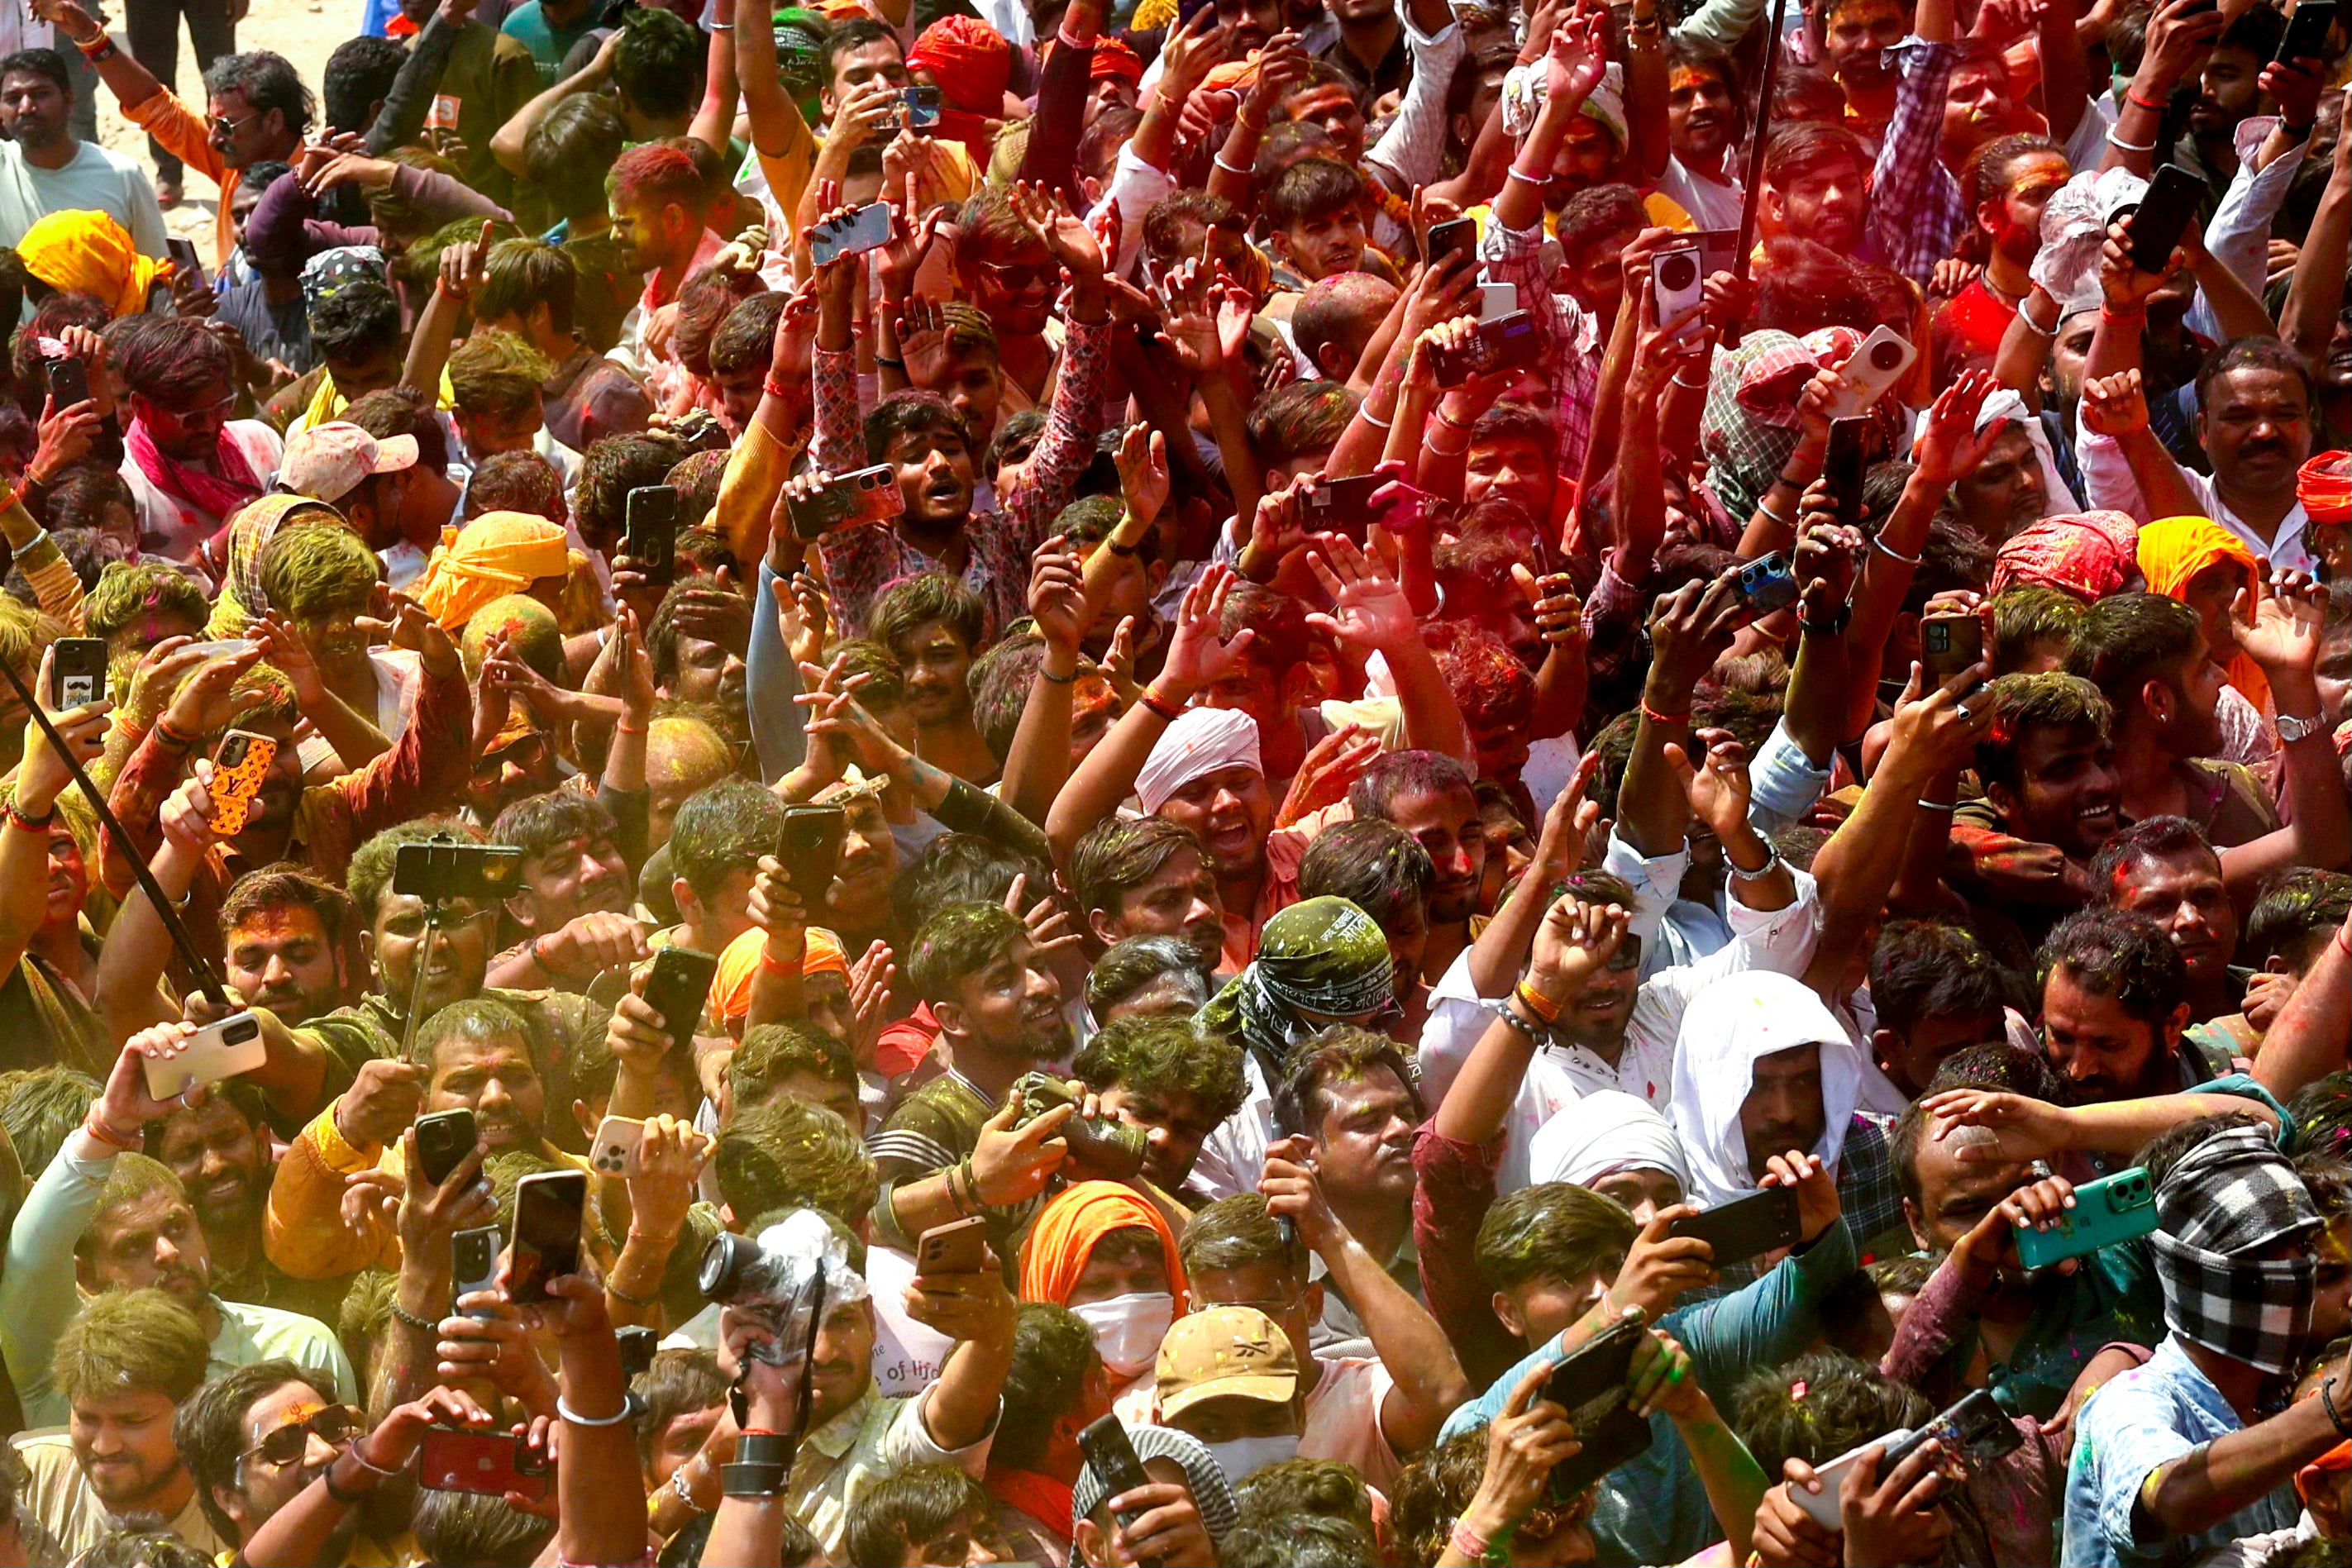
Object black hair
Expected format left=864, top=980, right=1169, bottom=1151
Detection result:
left=613, top=7, right=703, bottom=121
left=0, top=47, right=69, bottom=93
left=203, top=51, right=313, bottom=138
left=308, top=278, right=401, bottom=360
left=321, top=36, right=405, bottom=133
left=1868, top=919, right=2012, bottom=1041
left=2038, top=906, right=2190, bottom=1032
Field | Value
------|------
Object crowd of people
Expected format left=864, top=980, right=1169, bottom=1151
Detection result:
left=0, top=0, right=2348, bottom=1556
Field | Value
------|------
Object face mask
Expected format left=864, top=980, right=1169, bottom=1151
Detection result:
left=1202, top=1432, right=1300, bottom=1488
left=1069, top=1293, right=1175, bottom=1381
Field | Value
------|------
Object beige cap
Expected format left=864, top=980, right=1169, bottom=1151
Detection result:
left=1154, top=1306, right=1298, bottom=1421
left=279, top=420, right=419, bottom=504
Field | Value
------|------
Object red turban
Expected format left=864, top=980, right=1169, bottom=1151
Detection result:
left=1091, top=36, right=1143, bottom=84
left=1990, top=510, right=2141, bottom=601
left=908, top=16, right=1012, bottom=116
left=2301, top=451, right=2352, bottom=527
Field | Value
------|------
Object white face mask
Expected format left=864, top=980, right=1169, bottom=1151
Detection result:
left=1202, top=1432, right=1300, bottom=1488
left=1069, top=1292, right=1176, bottom=1381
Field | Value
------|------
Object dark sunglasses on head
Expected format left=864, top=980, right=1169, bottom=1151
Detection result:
left=242, top=1404, right=364, bottom=1466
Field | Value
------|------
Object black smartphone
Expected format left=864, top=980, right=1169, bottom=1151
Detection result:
left=1424, top=216, right=1477, bottom=270
left=44, top=355, right=88, bottom=412
left=1667, top=1185, right=1802, bottom=1267
left=2126, top=164, right=2204, bottom=274
left=1541, top=1315, right=1655, bottom=1498
left=1304, top=473, right=1383, bottom=540
left=49, top=636, right=106, bottom=709
left=617, top=1325, right=658, bottom=1380
left=1429, top=310, right=1540, bottom=387
left=623, top=486, right=678, bottom=589
left=1076, top=1415, right=1157, bottom=1548
left=779, top=804, right=848, bottom=920
left=642, top=946, right=718, bottom=1051
left=451, top=1225, right=500, bottom=1319
left=504, top=1170, right=587, bottom=1303
left=413, top=1108, right=479, bottom=1188
left=165, top=236, right=205, bottom=291
left=1880, top=1388, right=2021, bottom=1477
left=1920, top=611, right=1985, bottom=689
left=1825, top=416, right=1872, bottom=536
left=2279, top=0, right=2333, bottom=60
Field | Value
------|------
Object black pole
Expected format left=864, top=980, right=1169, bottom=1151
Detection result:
left=1726, top=0, right=1793, bottom=349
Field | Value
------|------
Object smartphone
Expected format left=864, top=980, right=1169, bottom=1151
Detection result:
left=2279, top=0, right=2334, bottom=62
left=1736, top=550, right=1801, bottom=615
left=417, top=1427, right=550, bottom=1501
left=1920, top=611, right=1984, bottom=689
left=2013, top=1165, right=2158, bottom=1270
left=617, top=1325, right=658, bottom=1380
left=778, top=803, right=848, bottom=917
left=903, top=83, right=942, bottom=129
left=810, top=201, right=893, bottom=265
left=1825, top=325, right=1917, bottom=419
left=1304, top=473, right=1384, bottom=539
left=165, top=236, right=205, bottom=292
left=1881, top=1388, right=2020, bottom=1477
left=1796, top=1427, right=1911, bottom=1527
left=1541, top=1315, right=1655, bottom=1498
left=206, top=730, right=278, bottom=838
left=589, top=1113, right=645, bottom=1177
left=1424, top=216, right=1477, bottom=270
left=1076, top=1415, right=1157, bottom=1543
left=1690, top=227, right=1741, bottom=278
left=49, top=636, right=105, bottom=709
left=642, top=946, right=718, bottom=1050
left=787, top=462, right=907, bottom=541
left=504, top=1170, right=587, bottom=1303
left=1825, top=416, right=1873, bottom=535
left=916, top=1216, right=990, bottom=1275
left=451, top=1224, right=501, bottom=1320
left=1429, top=310, right=1540, bottom=387
left=1367, top=475, right=1438, bottom=535
left=142, top=1010, right=266, bottom=1100
left=413, top=1108, right=479, bottom=1188
left=623, top=486, right=678, bottom=589
left=184, top=639, right=260, bottom=660
left=1477, top=280, right=1518, bottom=322
left=2126, top=164, right=2203, bottom=274
left=1652, top=245, right=1706, bottom=326
left=43, top=355, right=89, bottom=412
left=1666, top=1185, right=1801, bottom=1268
left=426, top=91, right=461, bottom=131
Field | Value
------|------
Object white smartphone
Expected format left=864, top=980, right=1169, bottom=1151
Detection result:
left=1650, top=245, right=1705, bottom=327
left=1793, top=1428, right=1915, bottom=1528
left=143, top=1012, right=267, bottom=1100
left=1477, top=280, right=1519, bottom=322
left=589, top=1114, right=646, bottom=1176
left=1825, top=325, right=1918, bottom=419
left=183, top=639, right=260, bottom=660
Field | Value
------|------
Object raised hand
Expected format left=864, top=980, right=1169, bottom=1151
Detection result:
left=1114, top=423, right=1171, bottom=526
left=1544, top=7, right=1610, bottom=104
left=1663, top=727, right=1754, bottom=846
left=1305, top=534, right=1418, bottom=655
left=2079, top=367, right=2151, bottom=438
left=1275, top=723, right=1381, bottom=828
left=1910, top=369, right=2005, bottom=484
left=1027, top=535, right=1091, bottom=657
left=896, top=294, right=952, bottom=389
left=28, top=392, right=98, bottom=484
left=1524, top=894, right=1629, bottom=1012
left=1156, top=565, right=1255, bottom=698
left=437, top=218, right=497, bottom=306
left=1511, top=565, right=1586, bottom=649
left=2232, top=567, right=2328, bottom=678
left=1462, top=1360, right=1583, bottom=1549
left=1007, top=180, right=1105, bottom=292
left=2101, top=218, right=2187, bottom=310
left=877, top=172, right=947, bottom=303
left=335, top=1058, right=427, bottom=1151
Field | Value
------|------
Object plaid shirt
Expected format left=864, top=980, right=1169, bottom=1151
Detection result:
left=1868, top=39, right=1968, bottom=283
left=1478, top=216, right=1601, bottom=476
left=809, top=318, right=1111, bottom=641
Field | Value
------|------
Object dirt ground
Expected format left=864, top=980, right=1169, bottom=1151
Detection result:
left=91, top=0, right=352, bottom=244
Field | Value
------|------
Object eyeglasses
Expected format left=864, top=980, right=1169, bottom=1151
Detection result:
left=241, top=1404, right=364, bottom=1466
left=1605, top=937, right=1643, bottom=972
left=208, top=111, right=257, bottom=137
left=973, top=256, right=1059, bottom=291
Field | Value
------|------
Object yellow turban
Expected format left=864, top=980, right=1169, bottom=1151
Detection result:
left=413, top=512, right=571, bottom=632
left=18, top=211, right=165, bottom=320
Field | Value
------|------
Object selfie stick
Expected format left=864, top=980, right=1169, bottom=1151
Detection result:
left=1725, top=0, right=1792, bottom=350
left=0, top=657, right=237, bottom=1009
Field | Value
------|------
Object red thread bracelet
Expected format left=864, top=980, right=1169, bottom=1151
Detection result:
left=1138, top=686, right=1182, bottom=722
left=1639, top=700, right=1689, bottom=726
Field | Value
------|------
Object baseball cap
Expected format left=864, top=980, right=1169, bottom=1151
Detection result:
left=279, top=420, right=420, bottom=505
left=1154, top=1306, right=1298, bottom=1422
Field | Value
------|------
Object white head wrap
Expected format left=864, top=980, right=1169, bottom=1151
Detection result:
left=1500, top=60, right=1625, bottom=147
left=1966, top=387, right=2084, bottom=513
left=1667, top=972, right=1863, bottom=1207
left=1135, top=707, right=1262, bottom=816
left=1529, top=1090, right=1693, bottom=1194
left=2032, top=166, right=2149, bottom=316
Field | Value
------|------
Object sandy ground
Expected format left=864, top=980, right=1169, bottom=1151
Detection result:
left=91, top=0, right=354, bottom=245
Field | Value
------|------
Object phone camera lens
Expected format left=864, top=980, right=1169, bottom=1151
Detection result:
left=1873, top=342, right=1902, bottom=370
left=1662, top=255, right=1696, bottom=289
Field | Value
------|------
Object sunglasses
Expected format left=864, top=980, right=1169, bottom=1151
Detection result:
left=242, top=1404, right=364, bottom=1466
left=1605, top=937, right=1643, bottom=972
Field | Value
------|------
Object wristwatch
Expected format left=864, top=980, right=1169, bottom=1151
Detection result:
left=2278, top=711, right=2329, bottom=744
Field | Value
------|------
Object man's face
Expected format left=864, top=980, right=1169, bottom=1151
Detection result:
left=886, top=427, right=977, bottom=530
left=1950, top=426, right=2046, bottom=541
left=1767, top=155, right=1868, bottom=251
left=609, top=195, right=684, bottom=277
left=822, top=41, right=909, bottom=121
left=40, top=822, right=84, bottom=936
left=762, top=1066, right=862, bottom=1135
left=1549, top=116, right=1620, bottom=198
left=1154, top=765, right=1275, bottom=884
left=468, top=727, right=562, bottom=824
left=427, top=1029, right=545, bottom=1152
left=69, top=1389, right=184, bottom=1513
left=1214, top=0, right=1286, bottom=52
left=323, top=343, right=401, bottom=405
left=2202, top=365, right=2313, bottom=499
left=135, top=378, right=236, bottom=464
left=1903, top=1127, right=2030, bottom=1256
left=2108, top=847, right=2236, bottom=989
left=1382, top=784, right=1486, bottom=923
left=1739, top=1043, right=1826, bottom=1183
left=1311, top=1068, right=1418, bottom=1213
left=825, top=796, right=898, bottom=932
left=2041, top=965, right=2169, bottom=1101
left=208, top=88, right=283, bottom=167
left=669, top=627, right=747, bottom=715
left=1667, top=63, right=1735, bottom=163
left=512, top=832, right=632, bottom=935
left=2156, top=638, right=2230, bottom=759
left=289, top=597, right=372, bottom=684
left=226, top=903, right=343, bottom=1022
left=1876, top=1009, right=2003, bottom=1100
left=2048, top=311, right=2099, bottom=407
left=1992, top=719, right=2119, bottom=857
left=1276, top=209, right=1367, bottom=285
left=0, top=68, right=68, bottom=150
left=1100, top=1084, right=1224, bottom=1190
left=1205, top=649, right=1293, bottom=742
left=646, top=1401, right=725, bottom=1489
left=1983, top=150, right=2070, bottom=265
left=2192, top=44, right=2266, bottom=141
left=1558, top=927, right=1644, bottom=1046
left=369, top=892, right=495, bottom=1020
left=713, top=362, right=766, bottom=436
left=964, top=236, right=1058, bottom=339
left=1940, top=58, right=2012, bottom=158
left=1281, top=84, right=1365, bottom=164
left=1591, top=1166, right=1683, bottom=1227
left=225, top=1383, right=352, bottom=1542
left=1102, top=973, right=1206, bottom=1024
left=155, top=1097, right=269, bottom=1239
left=947, top=935, right=1070, bottom=1060
left=937, top=348, right=1003, bottom=455
left=85, top=1188, right=211, bottom=1303
left=456, top=403, right=541, bottom=461
left=1464, top=433, right=1553, bottom=520
left=1098, top=846, right=1224, bottom=969
left=803, top=1299, right=880, bottom=1429
left=1820, top=0, right=1906, bottom=84
left=1190, top=1258, right=1316, bottom=1372
left=893, top=621, right=974, bottom=727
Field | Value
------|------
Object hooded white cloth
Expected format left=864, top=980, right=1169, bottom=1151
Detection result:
left=1974, top=387, right=2083, bottom=513
left=1135, top=706, right=1263, bottom=816
left=1529, top=1090, right=1693, bottom=1194
left=1668, top=971, right=1864, bottom=1206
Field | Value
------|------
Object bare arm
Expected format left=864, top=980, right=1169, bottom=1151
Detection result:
left=686, top=0, right=738, bottom=157
left=488, top=28, right=620, bottom=175
left=2282, top=116, right=2352, bottom=378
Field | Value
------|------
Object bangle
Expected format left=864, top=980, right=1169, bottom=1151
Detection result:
left=5, top=801, right=53, bottom=833
left=74, top=33, right=116, bottom=60
left=1729, top=842, right=1783, bottom=883
left=113, top=710, right=145, bottom=741
left=80, top=1108, right=138, bottom=1151
left=1757, top=495, right=1793, bottom=527
left=1916, top=797, right=1958, bottom=812
left=607, top=1279, right=661, bottom=1308
left=1798, top=604, right=1850, bottom=637
left=1214, top=154, right=1250, bottom=174
left=2020, top=295, right=2060, bottom=336
left=558, top=1395, right=634, bottom=1427
left=530, top=933, right=561, bottom=975
left=1359, top=405, right=1392, bottom=429
left=874, top=353, right=904, bottom=369
left=1437, top=405, right=1473, bottom=431
left=1506, top=165, right=1543, bottom=185
left=2284, top=119, right=2316, bottom=136
left=322, top=1462, right=370, bottom=1505
left=1107, top=536, right=1141, bottom=557
left=1639, top=699, right=1689, bottom=726
left=1428, top=435, right=1468, bottom=457
left=758, top=943, right=799, bottom=978
left=1138, top=685, right=1183, bottom=722
left=1039, top=662, right=1077, bottom=684
left=2101, top=302, right=2147, bottom=324
left=2105, top=129, right=2158, bottom=153
left=615, top=717, right=648, bottom=735
left=1514, top=979, right=1562, bottom=1023
left=346, top=1446, right=400, bottom=1480
left=1494, top=999, right=1539, bottom=1037
left=389, top=1302, right=438, bottom=1334
left=708, top=17, right=733, bottom=26
left=1451, top=1520, right=1494, bottom=1563
left=1871, top=533, right=1924, bottom=566
left=2328, top=1376, right=2352, bottom=1437
left=151, top=717, right=196, bottom=752
left=1672, top=369, right=1707, bottom=390
left=761, top=377, right=794, bottom=400
left=2125, top=88, right=2168, bottom=112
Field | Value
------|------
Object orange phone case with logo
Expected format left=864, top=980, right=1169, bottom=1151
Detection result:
left=209, top=731, right=278, bottom=836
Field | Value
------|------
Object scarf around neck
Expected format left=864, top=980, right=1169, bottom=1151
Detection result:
left=126, top=415, right=263, bottom=526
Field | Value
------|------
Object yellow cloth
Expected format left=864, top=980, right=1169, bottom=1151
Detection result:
left=713, top=923, right=852, bottom=1026
left=2138, top=514, right=2269, bottom=713
left=290, top=363, right=458, bottom=440
left=413, top=511, right=570, bottom=631
left=18, top=210, right=162, bottom=318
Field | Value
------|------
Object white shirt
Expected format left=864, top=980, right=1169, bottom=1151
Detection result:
left=0, top=139, right=165, bottom=257
left=2078, top=422, right=2316, bottom=574
left=1188, top=1053, right=1272, bottom=1203
left=1658, top=155, right=1744, bottom=230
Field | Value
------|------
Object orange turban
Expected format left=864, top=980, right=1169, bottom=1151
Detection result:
left=2301, top=451, right=2352, bottom=527
left=1019, top=1180, right=1188, bottom=1313
left=2138, top=514, right=2269, bottom=712
left=413, top=512, right=570, bottom=632
left=713, top=923, right=854, bottom=1027
left=1091, top=36, right=1143, bottom=84
left=908, top=15, right=1011, bottom=114
left=19, top=211, right=164, bottom=319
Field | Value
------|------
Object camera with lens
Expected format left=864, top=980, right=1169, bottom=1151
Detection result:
left=1011, top=1072, right=1148, bottom=1180
left=1657, top=251, right=1698, bottom=293
left=1868, top=337, right=1904, bottom=372
left=393, top=837, right=524, bottom=905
